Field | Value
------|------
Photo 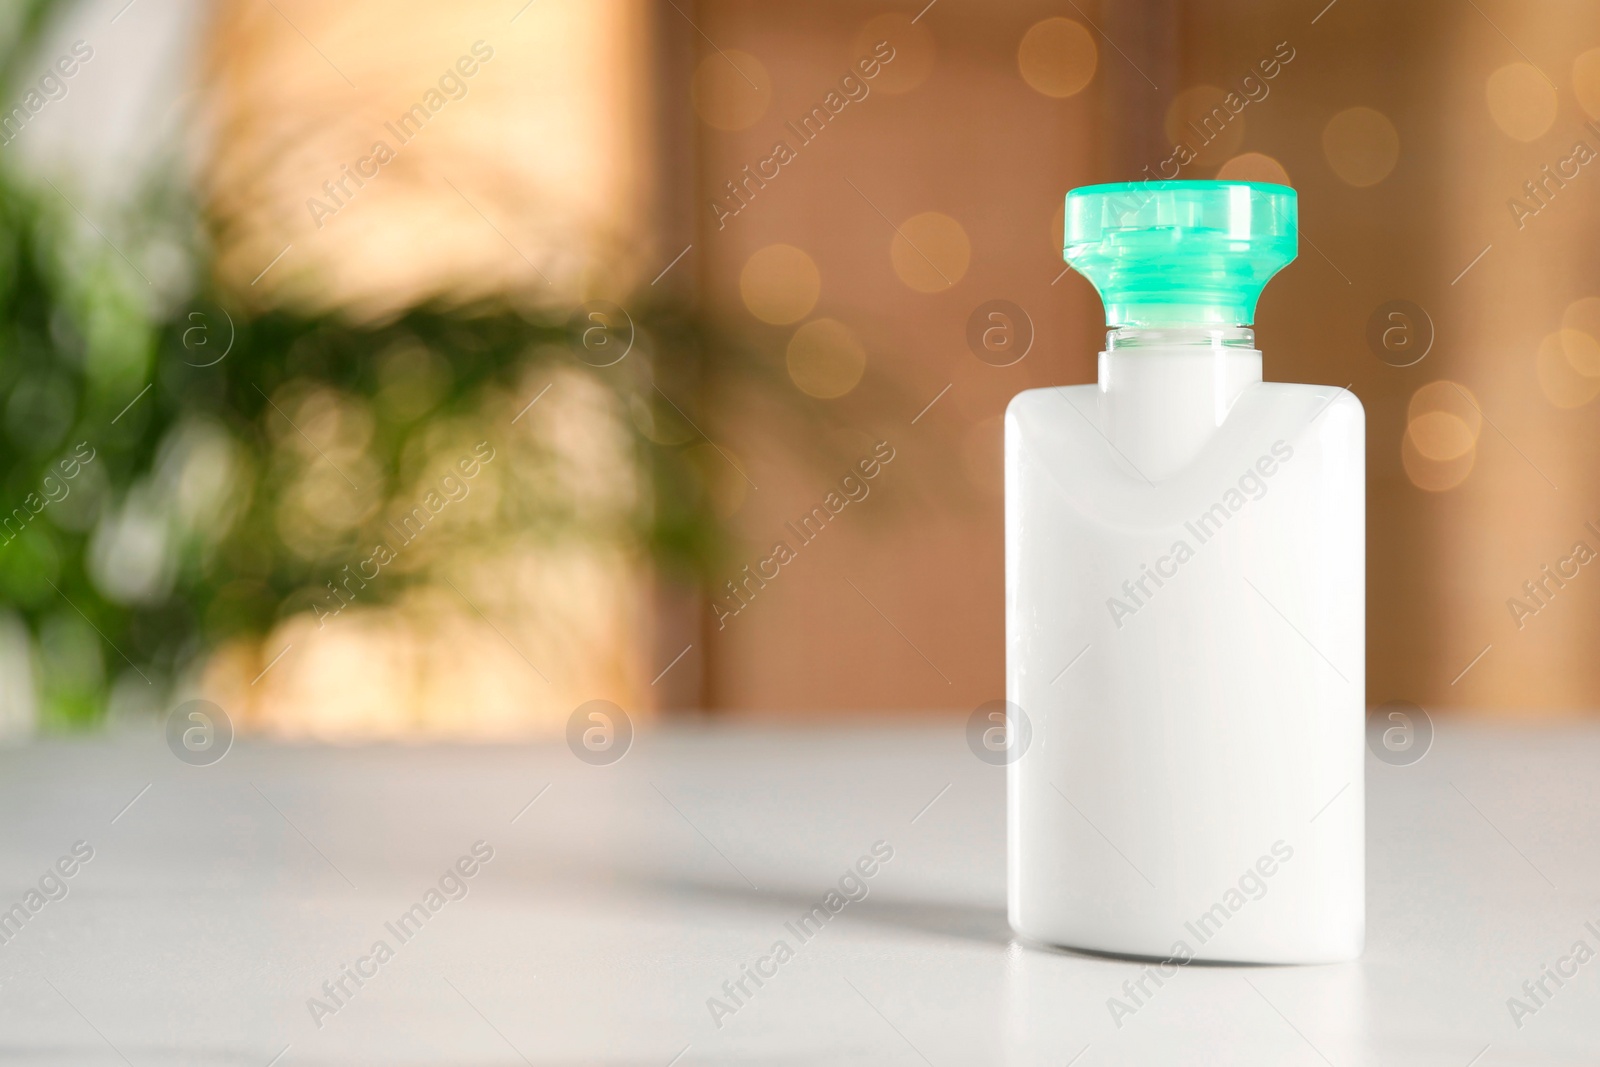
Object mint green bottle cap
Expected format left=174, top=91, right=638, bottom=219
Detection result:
left=1064, top=180, right=1297, bottom=327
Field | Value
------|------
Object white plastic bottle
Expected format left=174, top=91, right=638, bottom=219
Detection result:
left=1005, top=181, right=1364, bottom=964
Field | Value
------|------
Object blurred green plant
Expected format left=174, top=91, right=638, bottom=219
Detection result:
left=0, top=167, right=730, bottom=728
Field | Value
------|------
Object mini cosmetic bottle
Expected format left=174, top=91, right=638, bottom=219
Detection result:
left=1005, top=181, right=1364, bottom=963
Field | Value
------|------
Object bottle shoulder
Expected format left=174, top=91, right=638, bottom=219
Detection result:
left=1006, top=384, right=1092, bottom=423
left=1007, top=381, right=1364, bottom=424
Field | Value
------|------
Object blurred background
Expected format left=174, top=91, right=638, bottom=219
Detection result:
left=2, top=0, right=1597, bottom=740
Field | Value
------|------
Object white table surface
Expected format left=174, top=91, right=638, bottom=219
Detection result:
left=1, top=718, right=1597, bottom=1066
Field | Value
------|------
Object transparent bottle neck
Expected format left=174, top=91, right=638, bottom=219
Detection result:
left=1104, top=324, right=1256, bottom=351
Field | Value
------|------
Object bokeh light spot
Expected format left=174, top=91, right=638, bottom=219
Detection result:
left=691, top=50, right=771, bottom=131
left=1560, top=328, right=1600, bottom=378
left=890, top=211, right=970, bottom=292
left=1217, top=152, right=1291, bottom=185
left=1017, top=18, right=1097, bottom=99
left=1574, top=48, right=1600, bottom=119
left=1402, top=431, right=1475, bottom=492
left=1408, top=379, right=1483, bottom=438
left=1485, top=63, right=1557, bottom=142
left=1407, top=411, right=1476, bottom=461
left=1403, top=380, right=1481, bottom=491
left=1560, top=298, right=1600, bottom=375
left=1537, top=331, right=1600, bottom=408
left=787, top=319, right=867, bottom=399
left=1322, top=106, right=1400, bottom=187
left=740, top=244, right=821, bottom=325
